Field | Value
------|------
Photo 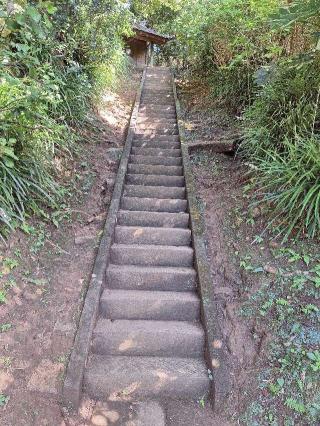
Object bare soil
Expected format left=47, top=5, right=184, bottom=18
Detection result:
left=0, top=71, right=141, bottom=426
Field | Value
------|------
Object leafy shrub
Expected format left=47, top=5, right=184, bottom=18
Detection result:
left=0, top=0, right=132, bottom=234
left=243, top=58, right=320, bottom=158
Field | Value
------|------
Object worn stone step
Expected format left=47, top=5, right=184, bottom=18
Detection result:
left=143, top=86, right=172, bottom=91
left=142, top=91, right=173, bottom=96
left=115, top=226, right=191, bottom=246
left=121, top=197, right=187, bottom=213
left=137, top=117, right=176, bottom=124
left=140, top=102, right=176, bottom=108
left=133, top=134, right=179, bottom=142
left=100, top=289, right=200, bottom=321
left=92, top=319, right=204, bottom=357
left=139, top=106, right=176, bottom=113
left=133, top=140, right=180, bottom=149
left=124, top=184, right=185, bottom=199
left=130, top=155, right=182, bottom=166
left=127, top=164, right=182, bottom=176
left=84, top=355, right=210, bottom=401
left=137, top=124, right=178, bottom=132
left=141, top=97, right=174, bottom=103
left=139, top=113, right=177, bottom=120
left=106, top=264, right=197, bottom=292
left=143, top=91, right=172, bottom=96
left=135, top=129, right=179, bottom=137
left=118, top=210, right=189, bottom=228
left=131, top=148, right=181, bottom=157
left=110, top=244, right=193, bottom=267
left=126, top=174, right=185, bottom=187
left=142, top=99, right=174, bottom=104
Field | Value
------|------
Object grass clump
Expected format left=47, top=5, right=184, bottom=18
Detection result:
left=242, top=58, right=320, bottom=239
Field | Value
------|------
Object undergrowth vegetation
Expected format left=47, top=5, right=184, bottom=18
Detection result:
left=0, top=0, right=132, bottom=236
left=156, top=0, right=320, bottom=240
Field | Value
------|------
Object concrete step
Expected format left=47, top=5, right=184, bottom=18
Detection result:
left=132, top=141, right=180, bottom=149
left=100, top=289, right=200, bottom=321
left=133, top=134, right=179, bottom=142
left=84, top=355, right=210, bottom=401
left=115, top=226, right=191, bottom=246
left=92, top=319, right=204, bottom=357
left=141, top=97, right=174, bottom=103
left=126, top=174, right=185, bottom=187
left=144, top=85, right=172, bottom=87
left=127, top=164, right=182, bottom=176
left=137, top=117, right=176, bottom=124
left=137, top=123, right=178, bottom=132
left=141, top=91, right=173, bottom=95
left=117, top=210, right=189, bottom=228
left=110, top=244, right=193, bottom=267
left=131, top=148, right=181, bottom=157
left=121, top=197, right=187, bottom=213
left=143, top=87, right=172, bottom=91
left=124, top=184, right=185, bottom=199
left=106, top=264, right=197, bottom=292
left=139, top=113, right=177, bottom=120
left=130, top=155, right=182, bottom=166
left=135, top=129, right=179, bottom=137
left=139, top=106, right=176, bottom=113
left=140, top=96, right=175, bottom=107
left=140, top=102, right=176, bottom=108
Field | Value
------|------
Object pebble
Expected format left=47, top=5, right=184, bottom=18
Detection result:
left=269, top=240, right=279, bottom=249
left=252, top=207, right=261, bottom=218
left=264, top=264, right=278, bottom=274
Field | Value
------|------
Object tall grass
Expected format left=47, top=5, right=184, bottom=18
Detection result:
left=242, top=58, right=320, bottom=238
left=253, top=137, right=320, bottom=239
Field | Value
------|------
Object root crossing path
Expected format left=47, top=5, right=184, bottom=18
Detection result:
left=64, top=67, right=215, bottom=425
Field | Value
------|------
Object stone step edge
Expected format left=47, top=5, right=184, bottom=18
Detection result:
left=62, top=68, right=148, bottom=410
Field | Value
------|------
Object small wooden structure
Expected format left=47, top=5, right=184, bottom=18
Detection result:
left=126, top=23, right=171, bottom=68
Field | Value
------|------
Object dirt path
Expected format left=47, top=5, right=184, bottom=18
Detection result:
left=0, top=72, right=140, bottom=426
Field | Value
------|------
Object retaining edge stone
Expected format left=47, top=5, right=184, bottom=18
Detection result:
left=171, top=70, right=232, bottom=412
left=62, top=68, right=147, bottom=410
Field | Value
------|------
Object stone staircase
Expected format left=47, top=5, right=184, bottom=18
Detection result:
left=83, top=67, right=210, bottom=405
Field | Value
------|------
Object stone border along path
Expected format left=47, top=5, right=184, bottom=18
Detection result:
left=63, top=66, right=227, bottom=420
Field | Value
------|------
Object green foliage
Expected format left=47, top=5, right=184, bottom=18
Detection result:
left=131, top=0, right=180, bottom=28
left=158, top=0, right=320, bottom=238
left=0, top=0, right=133, bottom=234
left=170, top=0, right=282, bottom=111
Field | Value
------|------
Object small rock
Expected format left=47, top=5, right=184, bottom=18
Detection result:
left=0, top=371, right=14, bottom=392
left=53, top=320, right=75, bottom=335
left=252, top=207, right=261, bottom=218
left=264, top=265, right=278, bottom=275
left=214, top=287, right=234, bottom=297
left=106, top=177, right=115, bottom=188
left=106, top=148, right=123, bottom=165
left=269, top=240, right=279, bottom=249
left=91, top=414, right=108, bottom=426
left=22, top=290, right=38, bottom=301
left=12, top=286, right=22, bottom=296
left=87, top=212, right=106, bottom=224
left=74, top=235, right=95, bottom=245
